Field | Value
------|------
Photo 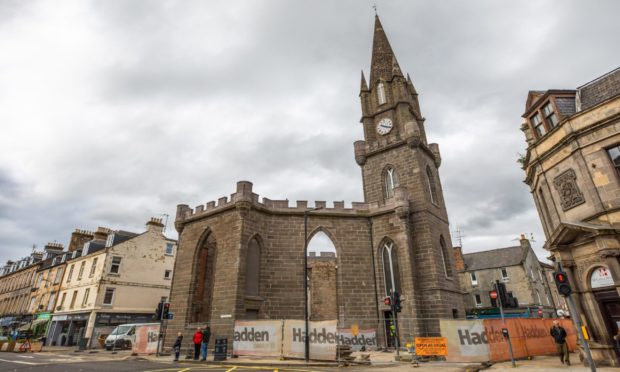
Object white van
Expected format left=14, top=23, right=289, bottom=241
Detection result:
left=104, top=323, right=159, bottom=350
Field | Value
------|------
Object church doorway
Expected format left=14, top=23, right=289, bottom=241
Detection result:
left=307, top=231, right=338, bottom=321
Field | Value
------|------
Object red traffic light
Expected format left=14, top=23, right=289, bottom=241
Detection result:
left=384, top=297, right=391, bottom=306
left=489, top=290, right=498, bottom=299
left=555, top=272, right=567, bottom=283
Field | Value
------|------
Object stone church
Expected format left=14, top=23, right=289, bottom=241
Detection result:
left=165, top=16, right=464, bottom=350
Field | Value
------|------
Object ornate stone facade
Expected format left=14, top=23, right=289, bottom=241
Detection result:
left=553, top=169, right=586, bottom=211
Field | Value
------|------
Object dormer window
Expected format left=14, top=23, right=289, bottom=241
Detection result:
left=106, top=234, right=115, bottom=248
left=531, top=113, right=546, bottom=137
left=377, top=82, right=387, bottom=105
left=542, top=102, right=558, bottom=128
left=82, top=242, right=90, bottom=256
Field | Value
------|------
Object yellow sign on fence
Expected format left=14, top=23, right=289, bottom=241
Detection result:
left=415, top=337, right=448, bottom=356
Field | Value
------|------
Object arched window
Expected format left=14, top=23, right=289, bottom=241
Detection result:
left=426, top=166, right=439, bottom=204
left=440, top=236, right=453, bottom=278
left=191, top=232, right=217, bottom=323
left=245, top=238, right=261, bottom=297
left=307, top=231, right=337, bottom=257
left=381, top=241, right=401, bottom=296
left=384, top=166, right=399, bottom=199
left=377, top=82, right=387, bottom=105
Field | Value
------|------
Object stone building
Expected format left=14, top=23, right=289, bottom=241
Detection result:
left=0, top=251, right=43, bottom=331
left=165, top=16, right=464, bottom=352
left=453, top=236, right=558, bottom=318
left=521, top=67, right=620, bottom=365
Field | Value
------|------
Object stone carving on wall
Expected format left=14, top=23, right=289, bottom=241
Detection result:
left=553, top=169, right=586, bottom=211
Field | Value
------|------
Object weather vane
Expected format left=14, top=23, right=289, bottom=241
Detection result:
left=372, top=3, right=377, bottom=15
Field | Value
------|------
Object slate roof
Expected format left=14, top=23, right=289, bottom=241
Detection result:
left=578, top=67, right=620, bottom=111
left=462, top=245, right=525, bottom=271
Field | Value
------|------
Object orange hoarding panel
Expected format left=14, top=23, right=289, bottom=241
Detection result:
left=415, top=337, right=447, bottom=356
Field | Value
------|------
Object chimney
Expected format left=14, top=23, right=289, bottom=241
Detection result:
left=93, top=227, right=111, bottom=241
left=44, top=242, right=64, bottom=255
left=146, top=217, right=164, bottom=234
left=520, top=234, right=531, bottom=250
left=68, top=229, right=94, bottom=252
left=453, top=246, right=466, bottom=271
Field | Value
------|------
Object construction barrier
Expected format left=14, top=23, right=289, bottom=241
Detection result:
left=132, top=324, right=161, bottom=355
left=440, top=318, right=577, bottom=362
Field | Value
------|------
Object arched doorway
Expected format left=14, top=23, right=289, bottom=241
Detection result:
left=307, top=231, right=337, bottom=321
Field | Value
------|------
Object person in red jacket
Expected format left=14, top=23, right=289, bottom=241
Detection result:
left=193, top=327, right=203, bottom=360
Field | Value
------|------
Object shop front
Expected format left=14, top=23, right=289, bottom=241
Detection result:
left=47, top=312, right=90, bottom=347
left=590, top=266, right=620, bottom=361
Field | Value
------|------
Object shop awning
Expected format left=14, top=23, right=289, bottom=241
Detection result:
left=18, top=319, right=48, bottom=331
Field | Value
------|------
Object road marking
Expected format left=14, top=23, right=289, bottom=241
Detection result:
left=17, top=355, right=35, bottom=358
left=0, top=357, right=39, bottom=365
left=226, top=367, right=238, bottom=372
left=178, top=368, right=191, bottom=372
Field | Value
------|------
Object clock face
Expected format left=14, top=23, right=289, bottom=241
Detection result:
left=376, top=118, right=393, bottom=135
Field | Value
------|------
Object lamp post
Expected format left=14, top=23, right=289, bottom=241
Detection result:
left=303, top=206, right=323, bottom=362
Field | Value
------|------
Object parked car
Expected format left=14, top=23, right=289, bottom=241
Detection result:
left=104, top=323, right=159, bottom=350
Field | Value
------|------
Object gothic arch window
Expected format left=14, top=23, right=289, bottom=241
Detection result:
left=245, top=238, right=261, bottom=297
left=384, top=166, right=399, bottom=199
left=377, top=82, right=387, bottom=105
left=440, top=236, right=453, bottom=278
left=426, top=166, right=439, bottom=204
left=307, top=231, right=337, bottom=257
left=191, top=232, right=217, bottom=323
left=381, top=241, right=401, bottom=296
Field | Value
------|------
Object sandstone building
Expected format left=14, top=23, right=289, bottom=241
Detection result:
left=165, top=16, right=464, bottom=352
left=521, top=67, right=620, bottom=365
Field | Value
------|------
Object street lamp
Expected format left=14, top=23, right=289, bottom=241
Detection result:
left=303, top=206, right=323, bottom=362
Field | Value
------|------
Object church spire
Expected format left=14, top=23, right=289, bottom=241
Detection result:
left=360, top=70, right=369, bottom=92
left=369, top=15, right=402, bottom=86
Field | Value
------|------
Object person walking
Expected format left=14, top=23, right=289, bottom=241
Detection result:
left=193, top=327, right=203, bottom=360
left=200, top=326, right=211, bottom=361
left=550, top=320, right=570, bottom=365
left=173, top=332, right=183, bottom=362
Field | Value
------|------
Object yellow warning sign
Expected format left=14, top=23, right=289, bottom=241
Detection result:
left=415, top=337, right=448, bottom=356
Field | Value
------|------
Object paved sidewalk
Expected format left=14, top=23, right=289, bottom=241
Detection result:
left=489, top=354, right=616, bottom=371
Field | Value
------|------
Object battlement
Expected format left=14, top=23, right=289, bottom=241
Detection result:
left=176, top=181, right=410, bottom=224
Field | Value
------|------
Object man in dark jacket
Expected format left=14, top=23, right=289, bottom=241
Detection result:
left=201, top=326, right=211, bottom=361
left=193, top=328, right=203, bottom=360
left=550, top=320, right=570, bottom=365
left=173, top=332, right=183, bottom=362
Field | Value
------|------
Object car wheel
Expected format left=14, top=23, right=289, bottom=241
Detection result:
left=125, top=341, right=132, bottom=349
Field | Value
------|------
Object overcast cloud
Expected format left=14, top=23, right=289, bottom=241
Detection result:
left=1, top=0, right=619, bottom=264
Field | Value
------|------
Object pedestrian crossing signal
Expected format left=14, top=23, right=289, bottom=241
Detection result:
left=384, top=296, right=391, bottom=306
left=553, top=271, right=572, bottom=297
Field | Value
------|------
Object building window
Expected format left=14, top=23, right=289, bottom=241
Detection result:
left=164, top=270, right=172, bottom=279
left=54, top=267, right=64, bottom=284
left=542, top=102, right=558, bottom=128
left=77, top=261, right=86, bottom=280
left=89, top=258, right=98, bottom=277
left=607, top=145, right=620, bottom=175
left=245, top=238, right=261, bottom=297
left=381, top=241, right=401, bottom=296
left=103, top=288, right=115, bottom=305
left=59, top=292, right=66, bottom=309
left=47, top=292, right=56, bottom=311
left=67, top=264, right=75, bottom=282
left=426, top=166, right=439, bottom=204
left=531, top=113, right=546, bottom=137
left=530, top=268, right=537, bottom=281
left=377, top=82, right=387, bottom=105
left=384, top=166, right=399, bottom=199
left=452, top=309, right=458, bottom=319
left=470, top=271, right=478, bottom=286
left=439, top=236, right=453, bottom=278
left=36, top=273, right=43, bottom=289
left=106, top=234, right=115, bottom=248
left=500, top=267, right=509, bottom=281
left=109, top=257, right=122, bottom=274
left=29, top=296, right=36, bottom=312
left=538, top=270, right=544, bottom=281
left=535, top=289, right=542, bottom=305
left=165, top=243, right=174, bottom=256
left=474, top=294, right=482, bottom=308
left=82, top=288, right=90, bottom=307
left=69, top=291, right=78, bottom=309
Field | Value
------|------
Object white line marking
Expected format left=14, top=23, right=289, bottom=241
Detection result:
left=0, top=357, right=39, bottom=365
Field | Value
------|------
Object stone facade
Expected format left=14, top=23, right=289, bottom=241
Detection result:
left=164, top=15, right=464, bottom=352
left=521, top=67, right=620, bottom=365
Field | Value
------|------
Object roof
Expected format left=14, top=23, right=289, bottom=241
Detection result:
left=462, top=245, right=525, bottom=271
left=578, top=67, right=620, bottom=111
left=369, top=15, right=403, bottom=86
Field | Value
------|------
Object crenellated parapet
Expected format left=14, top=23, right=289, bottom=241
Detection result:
left=175, top=181, right=412, bottom=232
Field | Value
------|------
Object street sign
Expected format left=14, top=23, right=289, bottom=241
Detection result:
left=167, top=313, right=174, bottom=320
left=489, top=290, right=498, bottom=299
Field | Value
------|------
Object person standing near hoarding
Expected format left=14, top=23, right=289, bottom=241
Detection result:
left=173, top=332, right=183, bottom=362
left=550, top=320, right=570, bottom=365
left=200, top=326, right=211, bottom=361
left=193, top=327, right=203, bottom=360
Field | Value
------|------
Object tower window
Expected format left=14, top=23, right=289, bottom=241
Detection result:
left=384, top=166, right=399, bottom=199
left=607, top=145, right=620, bottom=175
left=377, top=82, right=387, bottom=105
left=542, top=102, right=558, bottom=128
left=426, top=166, right=439, bottom=205
left=531, top=113, right=546, bottom=138
left=440, top=236, right=453, bottom=278
left=381, top=241, right=401, bottom=296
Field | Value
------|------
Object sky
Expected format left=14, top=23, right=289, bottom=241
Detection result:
left=1, top=0, right=619, bottom=264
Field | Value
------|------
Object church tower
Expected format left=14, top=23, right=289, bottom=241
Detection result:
left=355, top=15, right=464, bottom=334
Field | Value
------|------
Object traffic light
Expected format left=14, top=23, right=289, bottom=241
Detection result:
left=393, top=291, right=402, bottom=313
left=496, top=282, right=508, bottom=307
left=155, top=302, right=163, bottom=320
left=384, top=296, right=391, bottom=306
left=554, top=271, right=572, bottom=297
left=163, top=303, right=171, bottom=319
